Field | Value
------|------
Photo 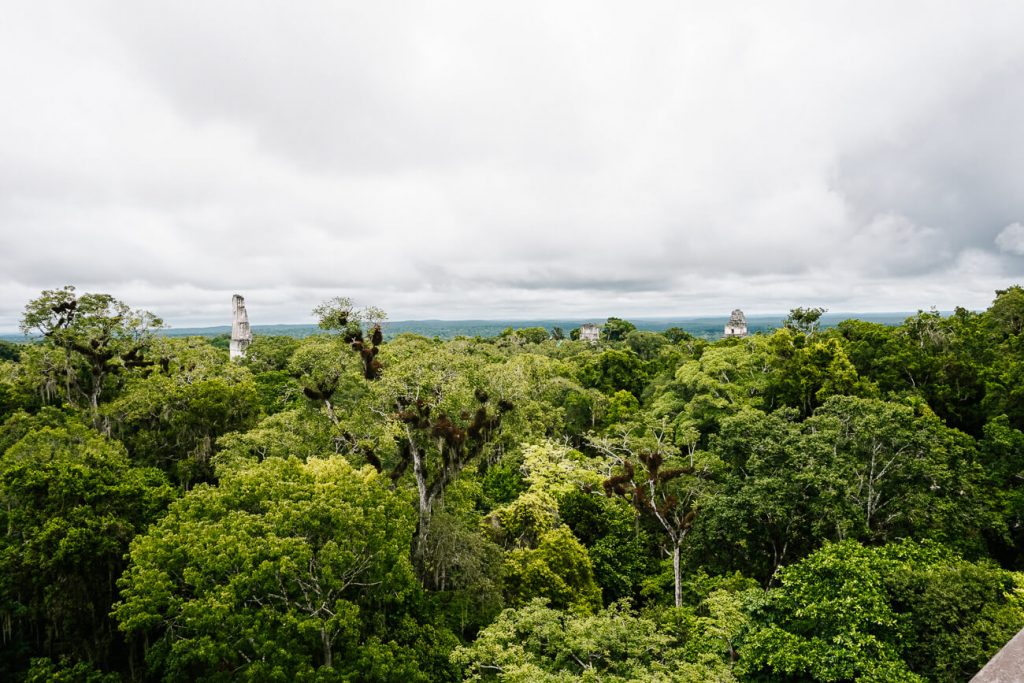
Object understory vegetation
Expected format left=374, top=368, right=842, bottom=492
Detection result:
left=2, top=285, right=1024, bottom=681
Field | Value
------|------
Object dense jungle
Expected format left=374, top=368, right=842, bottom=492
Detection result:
left=2, top=284, right=1024, bottom=682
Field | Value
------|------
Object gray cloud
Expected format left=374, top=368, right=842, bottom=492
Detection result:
left=996, top=223, right=1024, bottom=256
left=1, top=1, right=1023, bottom=331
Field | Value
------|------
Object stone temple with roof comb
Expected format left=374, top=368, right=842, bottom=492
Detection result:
left=723, top=309, right=748, bottom=338
left=230, top=294, right=253, bottom=360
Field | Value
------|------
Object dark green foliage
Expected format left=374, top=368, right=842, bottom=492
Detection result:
left=0, top=340, right=21, bottom=362
left=19, top=286, right=162, bottom=416
left=105, top=372, right=261, bottom=485
left=500, top=327, right=549, bottom=345
left=206, top=332, right=231, bottom=351
left=601, top=316, right=637, bottom=341
left=560, top=490, right=651, bottom=603
left=114, top=456, right=435, bottom=681
left=661, top=326, right=695, bottom=344
left=742, top=540, right=1024, bottom=682
left=0, top=420, right=173, bottom=676
left=577, top=348, right=648, bottom=398
left=242, top=334, right=300, bottom=372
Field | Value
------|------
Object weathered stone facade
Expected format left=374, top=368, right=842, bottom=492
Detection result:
left=723, top=309, right=748, bottom=338
left=579, top=323, right=601, bottom=342
left=230, top=294, right=252, bottom=360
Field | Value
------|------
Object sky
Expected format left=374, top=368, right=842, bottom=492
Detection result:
left=2, top=1, right=1023, bottom=331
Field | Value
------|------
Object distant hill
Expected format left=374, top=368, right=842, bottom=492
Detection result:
left=0, top=312, right=920, bottom=343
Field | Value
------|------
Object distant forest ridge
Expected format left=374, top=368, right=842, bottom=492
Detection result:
left=126, top=311, right=916, bottom=342
left=0, top=312, right=928, bottom=342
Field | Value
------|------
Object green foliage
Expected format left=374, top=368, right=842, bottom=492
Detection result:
left=578, top=348, right=648, bottom=399
left=114, top=456, right=429, bottom=681
left=987, top=285, right=1024, bottom=336
left=0, top=340, right=21, bottom=362
left=0, top=421, right=173, bottom=674
left=601, top=317, right=637, bottom=342
left=783, top=306, right=827, bottom=336
left=104, top=359, right=261, bottom=485
left=19, top=286, right=163, bottom=414
left=560, top=490, right=652, bottom=603
left=500, top=327, right=549, bottom=345
left=742, top=540, right=1024, bottom=682
left=766, top=331, right=876, bottom=415
left=624, top=330, right=669, bottom=361
left=595, top=420, right=720, bottom=607
left=503, top=526, right=602, bottom=612
left=243, top=334, right=300, bottom=372
left=214, top=408, right=335, bottom=473
left=661, top=327, right=695, bottom=344
left=25, top=657, right=120, bottom=682
left=453, top=599, right=736, bottom=682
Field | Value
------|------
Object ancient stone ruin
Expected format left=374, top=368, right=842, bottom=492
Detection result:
left=230, top=294, right=252, bottom=360
left=579, top=322, right=601, bottom=342
left=723, top=309, right=748, bottom=338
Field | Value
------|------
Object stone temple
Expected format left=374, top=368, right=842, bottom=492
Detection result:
left=723, top=309, right=748, bottom=338
left=230, top=294, right=253, bottom=360
left=579, top=323, right=601, bottom=342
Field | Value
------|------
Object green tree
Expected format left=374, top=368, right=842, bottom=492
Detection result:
left=452, top=599, right=736, bottom=682
left=369, top=344, right=515, bottom=579
left=594, top=421, right=719, bottom=607
left=503, top=526, right=602, bottom=612
left=692, top=407, right=812, bottom=583
left=578, top=348, right=648, bottom=399
left=114, top=456, right=431, bottom=681
left=783, top=306, right=827, bottom=336
left=0, top=340, right=21, bottom=362
left=742, top=540, right=1024, bottom=682
left=559, top=489, right=652, bottom=603
left=766, top=330, right=875, bottom=416
left=661, top=327, right=695, bottom=344
left=242, top=334, right=300, bottom=373
left=986, top=285, right=1024, bottom=336
left=288, top=336, right=365, bottom=424
left=103, top=341, right=260, bottom=485
left=19, top=286, right=162, bottom=416
left=624, top=330, right=669, bottom=362
left=601, top=317, right=637, bottom=342
left=804, top=396, right=990, bottom=547
left=0, top=421, right=173, bottom=675
left=313, top=297, right=386, bottom=380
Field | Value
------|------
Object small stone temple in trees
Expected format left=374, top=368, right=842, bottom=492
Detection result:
left=579, top=323, right=601, bottom=342
left=723, top=309, right=748, bottom=338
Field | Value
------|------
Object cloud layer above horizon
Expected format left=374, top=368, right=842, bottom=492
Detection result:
left=2, top=1, right=1023, bottom=329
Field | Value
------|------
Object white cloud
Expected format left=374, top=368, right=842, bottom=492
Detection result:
left=995, top=223, right=1024, bottom=255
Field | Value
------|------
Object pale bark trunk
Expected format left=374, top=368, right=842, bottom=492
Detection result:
left=673, top=542, right=682, bottom=608
left=323, top=398, right=338, bottom=425
left=321, top=627, right=332, bottom=668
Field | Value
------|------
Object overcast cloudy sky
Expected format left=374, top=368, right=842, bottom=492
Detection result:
left=2, top=1, right=1023, bottom=329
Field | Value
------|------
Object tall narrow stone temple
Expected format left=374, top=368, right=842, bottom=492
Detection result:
left=230, top=294, right=253, bottom=360
left=723, top=309, right=748, bottom=338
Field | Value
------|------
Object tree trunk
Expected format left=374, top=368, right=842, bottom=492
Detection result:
left=673, top=542, right=682, bottom=608
left=321, top=627, right=332, bottom=668
left=323, top=398, right=338, bottom=425
left=407, top=430, right=432, bottom=547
